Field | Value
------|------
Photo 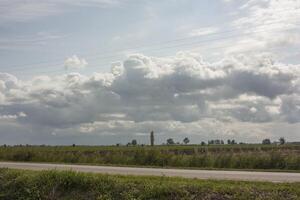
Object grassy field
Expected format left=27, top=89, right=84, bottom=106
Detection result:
left=0, top=144, right=300, bottom=171
left=0, top=168, right=300, bottom=200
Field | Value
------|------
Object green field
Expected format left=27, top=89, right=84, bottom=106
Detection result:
left=1, top=144, right=300, bottom=171
left=0, top=168, right=299, bottom=200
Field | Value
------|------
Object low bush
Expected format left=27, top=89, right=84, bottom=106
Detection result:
left=0, top=169, right=300, bottom=200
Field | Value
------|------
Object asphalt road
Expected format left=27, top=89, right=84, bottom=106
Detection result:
left=1, top=162, right=300, bottom=182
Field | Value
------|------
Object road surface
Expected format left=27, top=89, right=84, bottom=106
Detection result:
left=1, top=162, right=299, bottom=182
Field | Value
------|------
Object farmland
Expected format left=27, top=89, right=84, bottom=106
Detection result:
left=0, top=144, right=300, bottom=171
left=0, top=168, right=300, bottom=200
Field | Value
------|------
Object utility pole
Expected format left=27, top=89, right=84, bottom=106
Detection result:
left=150, top=131, right=154, bottom=146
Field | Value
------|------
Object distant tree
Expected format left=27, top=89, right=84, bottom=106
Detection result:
left=201, top=141, right=206, bottom=146
left=131, top=139, right=137, bottom=146
left=167, top=138, right=175, bottom=145
left=279, top=137, right=285, bottom=145
left=231, top=140, right=236, bottom=145
left=183, top=137, right=190, bottom=145
left=72, top=144, right=76, bottom=147
left=227, top=139, right=231, bottom=145
left=3, top=144, right=6, bottom=148
left=262, top=138, right=271, bottom=145
left=214, top=140, right=221, bottom=145
left=116, top=143, right=120, bottom=147
left=221, top=140, right=224, bottom=145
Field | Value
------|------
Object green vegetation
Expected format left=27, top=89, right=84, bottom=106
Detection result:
left=0, top=168, right=300, bottom=200
left=0, top=144, right=300, bottom=171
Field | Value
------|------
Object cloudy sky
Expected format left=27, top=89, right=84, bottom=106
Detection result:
left=0, top=0, right=300, bottom=145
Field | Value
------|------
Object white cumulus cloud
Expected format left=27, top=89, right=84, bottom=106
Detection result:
left=64, top=55, right=88, bottom=70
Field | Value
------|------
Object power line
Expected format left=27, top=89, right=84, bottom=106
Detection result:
left=2, top=16, right=299, bottom=71
left=15, top=45, right=300, bottom=76
left=5, top=35, right=300, bottom=75
left=6, top=24, right=300, bottom=74
left=78, top=19, right=300, bottom=63
left=2, top=13, right=300, bottom=71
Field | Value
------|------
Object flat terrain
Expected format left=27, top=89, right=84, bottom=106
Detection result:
left=1, top=161, right=300, bottom=182
left=1, top=144, right=300, bottom=171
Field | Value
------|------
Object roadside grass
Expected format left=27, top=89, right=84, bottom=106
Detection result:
left=0, top=168, right=300, bottom=200
left=0, top=144, right=300, bottom=171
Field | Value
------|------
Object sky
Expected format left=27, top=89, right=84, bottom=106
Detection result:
left=0, top=0, right=300, bottom=145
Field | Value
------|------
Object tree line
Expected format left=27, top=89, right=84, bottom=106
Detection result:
left=123, top=137, right=286, bottom=146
